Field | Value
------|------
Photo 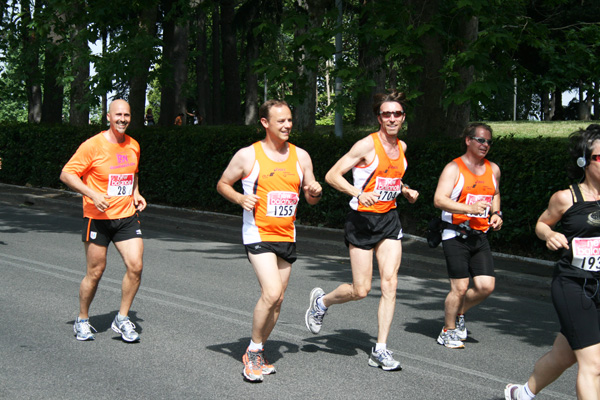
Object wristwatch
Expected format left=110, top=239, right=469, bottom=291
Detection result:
left=491, top=210, right=503, bottom=218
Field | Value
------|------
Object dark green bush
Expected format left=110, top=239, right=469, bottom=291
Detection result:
left=0, top=124, right=570, bottom=259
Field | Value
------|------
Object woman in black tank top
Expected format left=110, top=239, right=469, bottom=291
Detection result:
left=504, top=125, right=600, bottom=400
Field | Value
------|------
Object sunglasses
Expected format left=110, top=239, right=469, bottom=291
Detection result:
left=379, top=111, right=405, bottom=118
left=470, top=136, right=493, bottom=146
left=591, top=155, right=600, bottom=162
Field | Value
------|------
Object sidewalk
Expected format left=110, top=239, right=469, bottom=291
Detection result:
left=0, top=183, right=554, bottom=298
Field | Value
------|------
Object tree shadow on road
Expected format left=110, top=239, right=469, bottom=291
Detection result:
left=206, top=337, right=300, bottom=364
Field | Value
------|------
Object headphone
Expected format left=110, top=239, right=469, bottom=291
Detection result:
left=577, top=144, right=587, bottom=168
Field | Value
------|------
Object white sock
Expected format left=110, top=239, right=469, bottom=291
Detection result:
left=375, top=343, right=386, bottom=352
left=317, top=297, right=328, bottom=311
left=520, top=383, right=535, bottom=400
left=248, top=340, right=263, bottom=351
left=117, top=313, right=127, bottom=321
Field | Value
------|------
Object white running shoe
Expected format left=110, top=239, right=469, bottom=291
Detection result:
left=437, top=327, right=465, bottom=349
left=305, top=287, right=326, bottom=334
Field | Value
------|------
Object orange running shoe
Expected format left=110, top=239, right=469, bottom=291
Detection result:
left=258, top=350, right=276, bottom=375
left=242, top=347, right=263, bottom=382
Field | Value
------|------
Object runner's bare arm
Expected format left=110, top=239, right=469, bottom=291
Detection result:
left=216, top=146, right=260, bottom=212
left=536, top=189, right=571, bottom=251
left=133, top=174, right=147, bottom=211
left=296, top=147, right=322, bottom=205
left=433, top=161, right=489, bottom=215
left=325, top=136, right=379, bottom=206
left=60, top=171, right=111, bottom=212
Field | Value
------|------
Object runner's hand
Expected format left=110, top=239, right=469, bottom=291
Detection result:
left=358, top=191, right=379, bottom=207
left=134, top=193, right=147, bottom=212
left=304, top=181, right=322, bottom=198
left=240, top=194, right=260, bottom=211
left=545, top=231, right=569, bottom=251
left=403, top=188, right=419, bottom=204
left=91, top=192, right=111, bottom=213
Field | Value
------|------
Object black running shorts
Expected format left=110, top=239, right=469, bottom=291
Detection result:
left=245, top=241, right=297, bottom=264
left=442, top=235, right=495, bottom=279
left=82, top=213, right=143, bottom=246
left=344, top=210, right=403, bottom=250
left=552, top=274, right=600, bottom=350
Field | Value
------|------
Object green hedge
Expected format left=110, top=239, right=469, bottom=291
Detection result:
left=0, top=124, right=570, bottom=259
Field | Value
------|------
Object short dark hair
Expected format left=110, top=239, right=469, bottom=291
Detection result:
left=462, top=123, right=493, bottom=140
left=568, top=124, right=600, bottom=179
left=372, top=90, right=407, bottom=116
left=259, top=99, right=289, bottom=121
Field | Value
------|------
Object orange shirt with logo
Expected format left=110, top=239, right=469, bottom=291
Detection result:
left=62, top=132, right=140, bottom=220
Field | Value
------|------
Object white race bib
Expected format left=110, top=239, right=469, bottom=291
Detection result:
left=107, top=173, right=134, bottom=197
left=465, top=194, right=493, bottom=218
left=374, top=177, right=402, bottom=202
left=266, top=191, right=299, bottom=218
left=572, top=237, right=600, bottom=272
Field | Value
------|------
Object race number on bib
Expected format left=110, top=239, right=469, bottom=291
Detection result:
left=465, top=194, right=493, bottom=218
left=374, top=177, right=402, bottom=202
left=572, top=237, right=600, bottom=272
left=107, top=173, right=134, bottom=196
left=266, top=191, right=299, bottom=218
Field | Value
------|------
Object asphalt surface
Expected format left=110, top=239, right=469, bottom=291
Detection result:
left=0, top=182, right=555, bottom=300
left=0, top=182, right=574, bottom=400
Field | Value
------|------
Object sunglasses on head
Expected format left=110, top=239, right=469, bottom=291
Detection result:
left=470, top=136, right=493, bottom=146
left=379, top=110, right=405, bottom=118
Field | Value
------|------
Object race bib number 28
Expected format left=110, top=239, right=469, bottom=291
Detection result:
left=107, top=173, right=134, bottom=196
left=572, top=237, right=600, bottom=272
left=266, top=191, right=299, bottom=217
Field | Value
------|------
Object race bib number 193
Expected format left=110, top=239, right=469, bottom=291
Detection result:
left=572, top=237, right=600, bottom=272
left=107, top=173, right=134, bottom=197
left=266, top=191, right=299, bottom=217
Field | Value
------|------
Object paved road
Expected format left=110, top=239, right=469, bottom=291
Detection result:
left=0, top=184, right=576, bottom=399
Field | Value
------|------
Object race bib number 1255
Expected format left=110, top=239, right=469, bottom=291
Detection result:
left=266, top=191, right=299, bottom=217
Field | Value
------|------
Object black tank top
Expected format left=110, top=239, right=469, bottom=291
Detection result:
left=555, top=184, right=600, bottom=279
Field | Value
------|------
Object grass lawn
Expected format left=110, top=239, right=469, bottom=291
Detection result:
left=487, top=120, right=595, bottom=138
left=315, top=120, right=597, bottom=139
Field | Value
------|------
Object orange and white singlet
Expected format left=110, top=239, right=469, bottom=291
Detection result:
left=241, top=142, right=303, bottom=244
left=441, top=157, right=497, bottom=239
left=349, top=132, right=407, bottom=213
left=62, top=132, right=140, bottom=220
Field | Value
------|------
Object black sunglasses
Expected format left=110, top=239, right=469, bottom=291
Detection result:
left=470, top=136, right=493, bottom=146
left=379, top=111, right=405, bottom=118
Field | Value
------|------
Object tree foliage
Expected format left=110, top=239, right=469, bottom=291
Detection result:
left=0, top=0, right=598, bottom=130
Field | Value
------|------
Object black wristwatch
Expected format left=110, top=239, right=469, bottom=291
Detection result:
left=491, top=210, right=503, bottom=219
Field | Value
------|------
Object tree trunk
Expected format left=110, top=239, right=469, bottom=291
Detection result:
left=355, top=1, right=385, bottom=127
left=159, top=0, right=189, bottom=126
left=211, top=2, right=222, bottom=124
left=244, top=23, right=259, bottom=125
left=21, top=0, right=42, bottom=123
left=445, top=15, right=478, bottom=136
left=407, top=0, right=444, bottom=138
left=292, top=0, right=326, bottom=134
left=129, top=5, right=158, bottom=129
left=42, top=40, right=64, bottom=124
left=221, top=0, right=241, bottom=124
left=69, top=7, right=90, bottom=127
left=194, top=7, right=209, bottom=125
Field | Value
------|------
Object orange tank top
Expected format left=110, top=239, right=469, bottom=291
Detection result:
left=349, top=132, right=407, bottom=213
left=442, top=157, right=497, bottom=232
left=241, top=142, right=303, bottom=243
